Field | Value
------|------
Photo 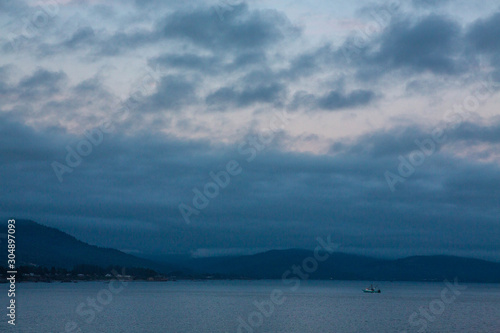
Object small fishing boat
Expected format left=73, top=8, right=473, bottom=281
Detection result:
left=362, top=284, right=381, bottom=293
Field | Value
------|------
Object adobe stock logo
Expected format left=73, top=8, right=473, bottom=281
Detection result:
left=385, top=133, right=446, bottom=192
left=178, top=160, right=243, bottom=224
left=385, top=73, right=499, bottom=192
left=400, top=278, right=466, bottom=333
left=232, top=235, right=341, bottom=333
left=6, top=0, right=60, bottom=53
left=51, top=123, right=114, bottom=183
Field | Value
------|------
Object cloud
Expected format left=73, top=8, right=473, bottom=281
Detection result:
left=136, top=75, right=198, bottom=112
left=448, top=121, right=500, bottom=144
left=157, top=3, right=298, bottom=52
left=279, top=44, right=335, bottom=80
left=202, top=67, right=287, bottom=109
left=411, top=0, right=451, bottom=8
left=17, top=69, right=67, bottom=99
left=0, top=0, right=29, bottom=16
left=338, top=14, right=471, bottom=80
left=149, top=53, right=222, bottom=74
left=317, top=89, right=375, bottom=110
left=372, top=15, right=465, bottom=75
left=149, top=50, right=268, bottom=78
left=206, top=83, right=285, bottom=108
left=0, top=67, right=124, bottom=130
left=38, top=26, right=97, bottom=57
left=0, top=68, right=67, bottom=104
left=2, top=0, right=500, bottom=261
left=466, top=11, right=500, bottom=82
left=467, top=12, right=500, bottom=53
left=336, top=126, right=432, bottom=157
left=335, top=121, right=500, bottom=159
left=2, top=109, right=499, bottom=258
left=291, top=88, right=376, bottom=111
left=35, top=2, right=299, bottom=59
left=0, top=65, right=14, bottom=95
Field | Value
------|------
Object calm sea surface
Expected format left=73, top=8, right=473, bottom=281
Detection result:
left=1, top=280, right=499, bottom=332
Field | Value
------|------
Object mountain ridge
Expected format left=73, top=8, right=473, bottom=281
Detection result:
left=2, top=219, right=181, bottom=274
left=3, top=219, right=500, bottom=282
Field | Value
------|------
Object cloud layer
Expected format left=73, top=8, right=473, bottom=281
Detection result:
left=1, top=0, right=499, bottom=260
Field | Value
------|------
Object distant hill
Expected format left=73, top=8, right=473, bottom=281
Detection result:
left=2, top=219, right=180, bottom=274
left=3, top=220, right=500, bottom=282
left=180, top=249, right=500, bottom=283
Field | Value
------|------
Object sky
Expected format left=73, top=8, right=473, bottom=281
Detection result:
left=1, top=0, right=500, bottom=260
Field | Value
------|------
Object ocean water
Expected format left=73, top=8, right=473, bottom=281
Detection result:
left=1, top=280, right=499, bottom=332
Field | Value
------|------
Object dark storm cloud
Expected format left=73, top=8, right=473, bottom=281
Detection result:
left=230, top=51, right=267, bottom=69
left=37, top=2, right=298, bottom=58
left=115, top=2, right=296, bottom=57
left=62, top=27, right=96, bottom=49
left=0, top=112, right=61, bottom=161
left=38, top=26, right=97, bottom=57
left=411, top=0, right=451, bottom=8
left=95, top=30, right=158, bottom=57
left=27, top=2, right=305, bottom=114
left=142, top=60, right=288, bottom=111
left=0, top=68, right=67, bottom=103
left=361, top=15, right=466, bottom=77
left=334, top=122, right=500, bottom=159
left=131, top=0, right=188, bottom=10
left=335, top=12, right=478, bottom=82
left=149, top=53, right=222, bottom=74
left=467, top=12, right=500, bottom=53
left=269, top=44, right=336, bottom=81
left=336, top=126, right=433, bottom=157
left=0, top=0, right=28, bottom=15
left=466, top=11, right=500, bottom=82
left=2, top=0, right=500, bottom=261
left=204, top=68, right=287, bottom=109
left=448, top=121, right=500, bottom=144
left=206, top=83, right=285, bottom=108
left=134, top=75, right=198, bottom=112
left=147, top=46, right=336, bottom=112
left=36, top=76, right=117, bottom=124
left=17, top=69, right=67, bottom=100
left=0, top=68, right=121, bottom=128
left=157, top=3, right=298, bottom=52
left=182, top=42, right=332, bottom=88
left=2, top=111, right=499, bottom=258
left=72, top=76, right=107, bottom=96
left=0, top=65, right=13, bottom=95
left=290, top=88, right=376, bottom=111
left=339, top=9, right=500, bottom=83
left=317, top=89, right=375, bottom=110
left=149, top=50, right=267, bottom=77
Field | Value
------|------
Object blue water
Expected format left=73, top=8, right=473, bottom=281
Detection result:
left=1, top=280, right=499, bottom=332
